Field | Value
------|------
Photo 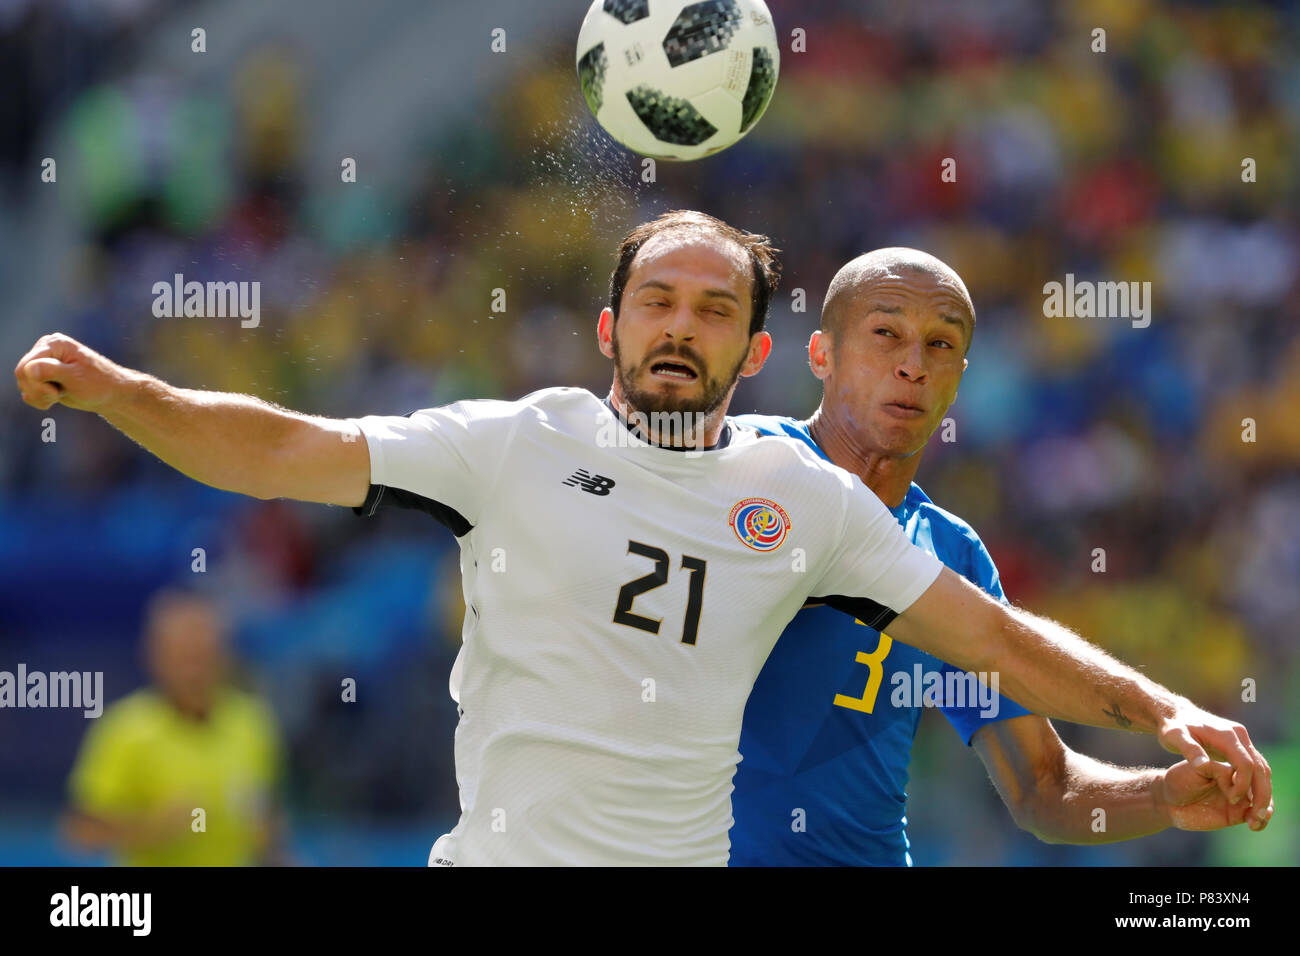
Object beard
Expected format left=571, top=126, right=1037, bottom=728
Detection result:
left=612, top=333, right=748, bottom=417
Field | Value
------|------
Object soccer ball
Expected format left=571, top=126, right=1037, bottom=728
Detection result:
left=576, top=0, right=780, bottom=161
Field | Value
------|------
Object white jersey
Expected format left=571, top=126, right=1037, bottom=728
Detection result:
left=350, top=387, right=942, bottom=865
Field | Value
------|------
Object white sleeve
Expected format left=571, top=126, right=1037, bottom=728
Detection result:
left=348, top=400, right=518, bottom=530
left=808, top=472, right=945, bottom=627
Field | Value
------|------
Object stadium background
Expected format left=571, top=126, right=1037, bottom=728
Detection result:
left=1, top=0, right=1297, bottom=866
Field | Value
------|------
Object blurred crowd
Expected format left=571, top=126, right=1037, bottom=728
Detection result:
left=1, top=0, right=1297, bottom=865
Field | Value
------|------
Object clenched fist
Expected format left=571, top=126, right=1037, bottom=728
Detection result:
left=13, top=333, right=127, bottom=412
left=1160, top=758, right=1272, bottom=832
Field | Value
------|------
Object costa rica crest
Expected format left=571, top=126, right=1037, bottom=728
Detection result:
left=729, top=497, right=791, bottom=552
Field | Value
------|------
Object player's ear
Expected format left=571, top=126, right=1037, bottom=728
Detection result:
left=597, top=308, right=616, bottom=360
left=739, top=330, right=772, bottom=378
left=809, top=330, right=832, bottom=381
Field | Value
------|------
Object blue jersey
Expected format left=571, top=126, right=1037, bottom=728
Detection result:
left=728, top=414, right=1030, bottom=866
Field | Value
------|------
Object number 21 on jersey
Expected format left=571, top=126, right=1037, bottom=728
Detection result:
left=612, top=540, right=707, bottom=645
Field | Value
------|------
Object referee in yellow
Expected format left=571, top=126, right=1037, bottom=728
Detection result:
left=61, top=589, right=287, bottom=866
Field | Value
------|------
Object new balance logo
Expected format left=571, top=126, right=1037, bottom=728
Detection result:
left=563, top=469, right=616, bottom=496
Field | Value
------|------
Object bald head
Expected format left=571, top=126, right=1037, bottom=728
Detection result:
left=821, top=248, right=975, bottom=351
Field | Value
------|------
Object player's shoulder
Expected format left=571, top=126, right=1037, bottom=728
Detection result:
left=730, top=414, right=861, bottom=490
left=732, top=413, right=818, bottom=451
left=89, top=689, right=170, bottom=740
left=412, top=387, right=601, bottom=424
left=732, top=411, right=802, bottom=435
left=516, top=386, right=602, bottom=410
left=906, top=485, right=994, bottom=559
left=215, top=688, right=278, bottom=730
left=732, top=413, right=819, bottom=456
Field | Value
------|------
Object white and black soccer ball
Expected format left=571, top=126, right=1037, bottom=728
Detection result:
left=576, top=0, right=780, bottom=161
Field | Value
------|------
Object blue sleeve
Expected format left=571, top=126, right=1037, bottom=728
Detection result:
left=937, top=533, right=1031, bottom=745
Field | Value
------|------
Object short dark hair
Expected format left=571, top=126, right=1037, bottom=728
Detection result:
left=608, top=210, right=782, bottom=337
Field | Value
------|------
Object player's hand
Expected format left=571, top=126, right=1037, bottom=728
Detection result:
left=1158, top=759, right=1272, bottom=832
left=1156, top=704, right=1272, bottom=828
left=13, top=332, right=125, bottom=412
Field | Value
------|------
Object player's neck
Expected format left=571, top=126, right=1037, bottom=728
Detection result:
left=807, top=407, right=922, bottom=510
left=607, top=386, right=728, bottom=449
left=164, top=694, right=212, bottom=723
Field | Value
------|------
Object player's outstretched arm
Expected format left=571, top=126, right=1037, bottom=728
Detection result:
left=14, top=333, right=369, bottom=507
left=886, top=567, right=1272, bottom=827
left=971, top=715, right=1272, bottom=844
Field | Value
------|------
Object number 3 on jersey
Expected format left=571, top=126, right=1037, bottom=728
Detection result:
left=832, top=627, right=893, bottom=714
left=613, top=540, right=707, bottom=645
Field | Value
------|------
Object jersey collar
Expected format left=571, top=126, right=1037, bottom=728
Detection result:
left=602, top=396, right=733, bottom=452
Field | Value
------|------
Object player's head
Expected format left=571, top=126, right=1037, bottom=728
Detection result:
left=810, top=248, right=974, bottom=457
left=598, top=210, right=779, bottom=418
left=143, top=589, right=229, bottom=718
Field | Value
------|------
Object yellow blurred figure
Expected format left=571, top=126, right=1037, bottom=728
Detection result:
left=62, top=590, right=285, bottom=866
